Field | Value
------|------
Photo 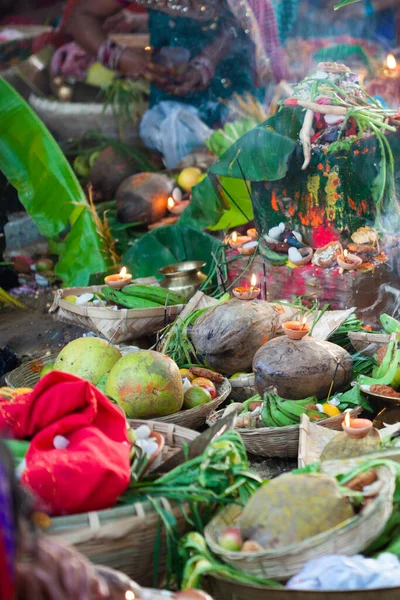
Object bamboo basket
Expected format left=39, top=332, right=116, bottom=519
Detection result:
left=46, top=420, right=198, bottom=586
left=50, top=282, right=185, bottom=343
left=348, top=332, right=391, bottom=357
left=206, top=573, right=400, bottom=600
left=206, top=407, right=362, bottom=457
left=154, top=378, right=231, bottom=429
left=204, top=463, right=396, bottom=581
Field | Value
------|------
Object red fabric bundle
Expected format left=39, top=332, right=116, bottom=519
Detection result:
left=0, top=372, right=130, bottom=516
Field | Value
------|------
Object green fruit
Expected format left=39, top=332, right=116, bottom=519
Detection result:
left=40, top=363, right=54, bottom=378
left=85, top=62, right=115, bottom=87
left=96, top=373, right=109, bottom=393
left=54, top=338, right=121, bottom=385
left=65, top=295, right=78, bottom=304
left=183, top=386, right=211, bottom=409
left=105, top=350, right=183, bottom=418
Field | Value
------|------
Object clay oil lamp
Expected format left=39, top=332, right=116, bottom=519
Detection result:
left=104, top=266, right=132, bottom=290
left=167, top=196, right=189, bottom=216
left=342, top=411, right=373, bottom=439
left=232, top=273, right=260, bottom=300
left=228, top=231, right=251, bottom=249
left=247, top=228, right=258, bottom=241
left=282, top=317, right=310, bottom=340
left=337, top=249, right=362, bottom=271
left=239, top=241, right=259, bottom=256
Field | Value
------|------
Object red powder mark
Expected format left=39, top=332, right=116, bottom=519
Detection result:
left=313, top=224, right=338, bottom=247
left=288, top=205, right=296, bottom=216
left=325, top=164, right=331, bottom=174
left=317, top=163, right=324, bottom=170
left=284, top=98, right=298, bottom=106
left=357, top=200, right=367, bottom=216
left=362, top=148, right=369, bottom=154
left=333, top=192, right=340, bottom=201
left=323, top=147, right=328, bottom=154
left=363, top=325, right=373, bottom=331
left=354, top=149, right=360, bottom=155
left=29, top=360, right=45, bottom=374
left=348, top=197, right=356, bottom=211
left=271, top=190, right=279, bottom=212
left=332, top=177, right=340, bottom=188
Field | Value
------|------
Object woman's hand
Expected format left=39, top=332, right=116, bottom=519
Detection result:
left=119, top=47, right=150, bottom=79
left=164, top=66, right=204, bottom=95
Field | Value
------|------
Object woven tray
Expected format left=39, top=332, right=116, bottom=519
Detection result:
left=204, top=462, right=396, bottom=581
left=46, top=420, right=198, bottom=586
left=50, top=282, right=185, bottom=343
left=207, top=407, right=362, bottom=457
left=348, top=332, right=391, bottom=357
left=206, top=573, right=400, bottom=600
left=155, top=378, right=231, bottom=430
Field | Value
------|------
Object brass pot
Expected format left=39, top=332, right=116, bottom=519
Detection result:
left=158, top=261, right=207, bottom=300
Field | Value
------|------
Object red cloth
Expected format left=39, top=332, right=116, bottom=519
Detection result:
left=0, top=372, right=130, bottom=516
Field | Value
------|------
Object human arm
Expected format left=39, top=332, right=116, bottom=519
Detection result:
left=65, top=0, right=158, bottom=79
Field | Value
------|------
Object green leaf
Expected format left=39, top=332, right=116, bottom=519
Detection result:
left=0, top=78, right=108, bottom=286
left=123, top=224, right=222, bottom=278
left=209, top=108, right=300, bottom=182
left=334, top=0, right=362, bottom=9
left=180, top=175, right=253, bottom=231
left=205, top=118, right=259, bottom=157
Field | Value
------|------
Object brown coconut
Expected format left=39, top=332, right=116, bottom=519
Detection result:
left=253, top=336, right=353, bottom=400
left=240, top=473, right=354, bottom=549
left=190, top=299, right=279, bottom=377
left=90, top=146, right=136, bottom=200
left=116, top=172, right=174, bottom=224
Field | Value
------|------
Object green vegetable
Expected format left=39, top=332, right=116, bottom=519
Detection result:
left=380, top=314, right=400, bottom=335
left=374, top=340, right=395, bottom=379
left=123, top=284, right=185, bottom=306
left=358, top=346, right=400, bottom=389
left=205, top=119, right=259, bottom=157
left=101, top=286, right=160, bottom=309
left=335, top=384, right=372, bottom=413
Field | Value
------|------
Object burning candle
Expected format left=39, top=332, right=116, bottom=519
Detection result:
left=282, top=317, right=310, bottom=340
left=232, top=273, right=260, bottom=300
left=228, top=231, right=251, bottom=249
left=167, top=196, right=189, bottom=216
left=104, top=266, right=133, bottom=289
left=337, top=249, right=362, bottom=271
left=342, top=411, right=373, bottom=439
left=387, top=53, right=397, bottom=71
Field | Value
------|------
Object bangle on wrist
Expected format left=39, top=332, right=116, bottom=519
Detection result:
left=97, top=39, right=127, bottom=71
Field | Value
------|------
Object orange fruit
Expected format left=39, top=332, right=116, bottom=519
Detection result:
left=192, top=377, right=216, bottom=391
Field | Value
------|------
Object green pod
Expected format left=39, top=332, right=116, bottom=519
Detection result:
left=101, top=287, right=160, bottom=309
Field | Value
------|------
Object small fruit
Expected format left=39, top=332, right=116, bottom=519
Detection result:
left=179, top=368, right=195, bottom=382
left=219, top=528, right=242, bottom=552
left=36, top=258, right=54, bottom=272
left=177, top=167, right=202, bottom=192
left=64, top=295, right=78, bottom=304
left=322, top=403, right=341, bottom=417
left=183, top=386, right=211, bottom=409
left=40, top=363, right=54, bottom=378
left=192, top=377, right=216, bottom=390
left=241, top=540, right=263, bottom=553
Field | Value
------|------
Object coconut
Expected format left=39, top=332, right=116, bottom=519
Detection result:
left=116, top=172, right=174, bottom=225
left=240, top=473, right=354, bottom=549
left=253, top=337, right=353, bottom=400
left=105, top=350, right=183, bottom=418
left=53, top=338, right=121, bottom=385
left=191, top=299, right=279, bottom=377
left=90, top=146, right=136, bottom=201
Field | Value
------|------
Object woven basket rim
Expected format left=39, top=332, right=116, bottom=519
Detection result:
left=207, top=406, right=362, bottom=434
left=205, top=463, right=396, bottom=558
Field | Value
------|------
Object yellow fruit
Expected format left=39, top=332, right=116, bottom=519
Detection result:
left=65, top=295, right=78, bottom=304
left=179, top=368, right=195, bottom=382
left=322, top=403, right=341, bottom=417
left=177, top=167, right=202, bottom=192
left=85, top=62, right=115, bottom=87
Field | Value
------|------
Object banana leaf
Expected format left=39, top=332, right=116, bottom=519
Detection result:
left=123, top=224, right=222, bottom=278
left=334, top=0, right=362, bottom=8
left=179, top=175, right=254, bottom=231
left=180, top=108, right=299, bottom=231
left=0, top=78, right=108, bottom=286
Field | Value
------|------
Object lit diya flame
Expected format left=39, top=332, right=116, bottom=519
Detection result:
left=344, top=249, right=348, bottom=259
left=105, top=266, right=132, bottom=289
left=250, top=273, right=257, bottom=289
left=232, top=231, right=238, bottom=243
left=125, top=592, right=135, bottom=600
left=344, top=411, right=351, bottom=428
left=300, top=316, right=307, bottom=330
left=167, top=197, right=175, bottom=210
left=387, top=53, right=397, bottom=70
left=119, top=266, right=127, bottom=278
